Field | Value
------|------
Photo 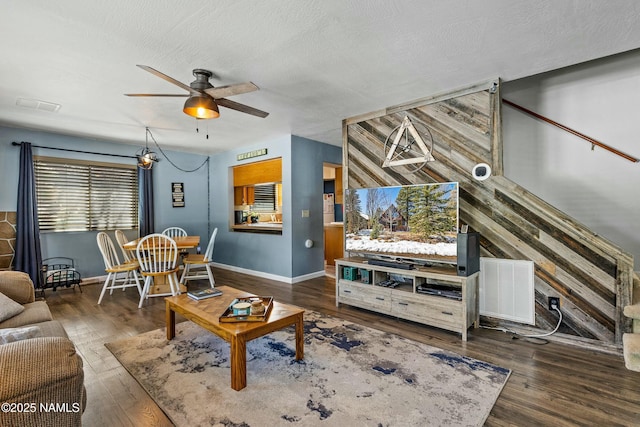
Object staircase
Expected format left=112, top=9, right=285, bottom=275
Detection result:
left=623, top=272, right=640, bottom=371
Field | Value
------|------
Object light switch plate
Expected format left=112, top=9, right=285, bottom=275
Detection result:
left=301, top=210, right=309, bottom=218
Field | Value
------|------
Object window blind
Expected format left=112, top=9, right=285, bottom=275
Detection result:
left=253, top=184, right=276, bottom=212
left=34, top=157, right=138, bottom=232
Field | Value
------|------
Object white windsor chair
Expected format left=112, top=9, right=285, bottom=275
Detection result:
left=96, top=231, right=142, bottom=304
left=180, top=228, right=218, bottom=288
left=136, top=233, right=180, bottom=308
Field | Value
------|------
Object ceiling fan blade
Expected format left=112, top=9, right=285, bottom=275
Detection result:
left=204, top=82, right=259, bottom=99
left=124, top=93, right=190, bottom=97
left=216, top=98, right=269, bottom=118
left=136, top=65, right=195, bottom=93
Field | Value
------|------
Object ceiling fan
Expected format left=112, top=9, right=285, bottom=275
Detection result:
left=125, top=65, right=269, bottom=119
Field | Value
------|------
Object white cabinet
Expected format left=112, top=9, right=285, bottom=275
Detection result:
left=335, top=257, right=479, bottom=341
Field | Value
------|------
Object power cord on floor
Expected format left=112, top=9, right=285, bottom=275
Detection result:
left=481, top=305, right=563, bottom=344
left=518, top=306, right=563, bottom=338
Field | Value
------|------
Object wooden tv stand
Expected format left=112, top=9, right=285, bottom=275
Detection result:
left=335, top=257, right=479, bottom=341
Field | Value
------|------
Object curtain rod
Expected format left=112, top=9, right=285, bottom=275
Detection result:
left=11, top=141, right=137, bottom=159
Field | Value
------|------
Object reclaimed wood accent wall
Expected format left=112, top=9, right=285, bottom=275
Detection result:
left=343, top=80, right=633, bottom=345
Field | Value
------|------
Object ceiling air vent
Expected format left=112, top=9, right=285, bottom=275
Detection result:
left=16, top=98, right=61, bottom=113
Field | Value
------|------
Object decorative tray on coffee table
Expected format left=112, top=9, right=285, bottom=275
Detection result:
left=219, top=296, right=274, bottom=323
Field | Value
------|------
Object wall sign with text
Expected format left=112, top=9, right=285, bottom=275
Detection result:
left=172, top=182, right=185, bottom=208
left=237, top=148, right=268, bottom=161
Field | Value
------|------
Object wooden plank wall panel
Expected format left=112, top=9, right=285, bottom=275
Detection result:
left=344, top=81, right=633, bottom=346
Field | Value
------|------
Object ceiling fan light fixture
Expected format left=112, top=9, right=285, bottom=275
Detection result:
left=183, top=95, right=219, bottom=119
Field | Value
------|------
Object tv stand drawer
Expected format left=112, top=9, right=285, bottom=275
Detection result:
left=392, top=294, right=462, bottom=332
left=338, top=282, right=392, bottom=312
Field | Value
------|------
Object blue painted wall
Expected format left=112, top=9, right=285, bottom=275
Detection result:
left=209, top=135, right=341, bottom=280
left=209, top=135, right=294, bottom=277
left=290, top=136, right=342, bottom=277
left=0, top=126, right=342, bottom=281
left=0, top=126, right=209, bottom=278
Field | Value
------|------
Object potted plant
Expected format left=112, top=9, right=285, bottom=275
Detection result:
left=248, top=211, right=259, bottom=223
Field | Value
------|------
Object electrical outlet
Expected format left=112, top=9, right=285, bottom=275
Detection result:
left=548, top=296, right=560, bottom=310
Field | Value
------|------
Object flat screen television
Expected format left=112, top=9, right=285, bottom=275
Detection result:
left=344, top=182, right=459, bottom=265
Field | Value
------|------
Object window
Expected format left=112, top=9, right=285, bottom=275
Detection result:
left=252, top=184, right=276, bottom=212
left=231, top=157, right=282, bottom=234
left=34, top=156, right=138, bottom=232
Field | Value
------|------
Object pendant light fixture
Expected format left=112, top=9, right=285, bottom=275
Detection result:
left=136, top=127, right=158, bottom=169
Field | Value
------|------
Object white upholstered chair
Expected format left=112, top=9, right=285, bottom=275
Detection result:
left=180, top=228, right=217, bottom=287
left=96, top=231, right=142, bottom=304
left=162, top=227, right=187, bottom=238
left=136, top=233, right=180, bottom=308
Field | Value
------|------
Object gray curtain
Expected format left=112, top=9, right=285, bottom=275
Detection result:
left=15, top=142, right=43, bottom=287
left=138, top=167, right=154, bottom=236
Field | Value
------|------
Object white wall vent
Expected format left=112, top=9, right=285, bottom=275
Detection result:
left=479, top=257, right=535, bottom=325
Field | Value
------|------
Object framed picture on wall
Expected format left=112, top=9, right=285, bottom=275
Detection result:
left=172, top=182, right=184, bottom=207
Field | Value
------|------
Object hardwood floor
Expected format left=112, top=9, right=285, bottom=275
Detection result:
left=44, top=268, right=640, bottom=426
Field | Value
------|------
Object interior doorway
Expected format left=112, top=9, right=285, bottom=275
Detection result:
left=323, top=162, right=343, bottom=277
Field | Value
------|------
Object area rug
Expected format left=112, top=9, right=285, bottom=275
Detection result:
left=105, top=311, right=510, bottom=426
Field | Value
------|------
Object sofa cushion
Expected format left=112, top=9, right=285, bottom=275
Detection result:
left=0, top=301, right=52, bottom=329
left=0, top=271, right=35, bottom=304
left=623, top=333, right=640, bottom=372
left=0, top=291, right=25, bottom=323
left=0, top=325, right=42, bottom=344
left=0, top=336, right=86, bottom=426
left=30, top=320, right=69, bottom=339
left=624, top=303, right=640, bottom=320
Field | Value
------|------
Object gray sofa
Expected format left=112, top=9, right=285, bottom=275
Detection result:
left=0, top=271, right=85, bottom=427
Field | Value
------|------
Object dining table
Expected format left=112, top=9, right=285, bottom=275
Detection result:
left=122, top=235, right=200, bottom=252
left=123, top=235, right=201, bottom=294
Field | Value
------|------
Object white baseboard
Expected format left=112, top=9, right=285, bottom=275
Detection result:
left=83, top=266, right=327, bottom=286
left=291, top=270, right=326, bottom=283
left=211, top=262, right=326, bottom=285
left=80, top=275, right=106, bottom=285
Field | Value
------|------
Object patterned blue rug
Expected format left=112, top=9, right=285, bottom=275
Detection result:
left=106, top=311, right=510, bottom=426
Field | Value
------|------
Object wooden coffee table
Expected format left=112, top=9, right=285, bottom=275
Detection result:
left=165, top=285, right=305, bottom=391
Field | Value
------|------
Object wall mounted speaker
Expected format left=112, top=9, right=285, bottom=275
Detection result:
left=472, top=163, right=492, bottom=181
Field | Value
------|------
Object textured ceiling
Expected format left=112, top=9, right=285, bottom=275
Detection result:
left=1, top=0, right=640, bottom=154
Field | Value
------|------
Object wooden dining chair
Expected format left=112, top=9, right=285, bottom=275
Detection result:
left=96, top=232, right=142, bottom=304
left=162, top=227, right=187, bottom=238
left=114, top=229, right=135, bottom=262
left=162, top=226, right=189, bottom=257
left=136, top=233, right=180, bottom=308
left=180, top=228, right=217, bottom=288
